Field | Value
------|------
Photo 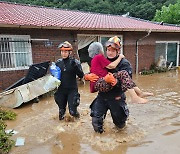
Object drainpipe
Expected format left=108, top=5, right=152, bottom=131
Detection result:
left=135, top=30, right=151, bottom=74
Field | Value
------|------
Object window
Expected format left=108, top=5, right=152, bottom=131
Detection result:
left=0, top=35, right=33, bottom=71
left=77, top=35, right=98, bottom=63
left=155, top=41, right=179, bottom=66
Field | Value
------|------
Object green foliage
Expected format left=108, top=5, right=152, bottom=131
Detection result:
left=132, top=1, right=156, bottom=20
left=140, top=68, right=168, bottom=75
left=90, top=0, right=112, bottom=14
left=0, top=108, right=17, bottom=120
left=0, top=120, right=15, bottom=154
left=1, top=0, right=178, bottom=21
left=140, top=63, right=168, bottom=75
left=69, top=0, right=93, bottom=11
left=0, top=119, right=7, bottom=130
left=0, top=108, right=17, bottom=154
left=153, top=0, right=180, bottom=24
left=140, top=69, right=155, bottom=75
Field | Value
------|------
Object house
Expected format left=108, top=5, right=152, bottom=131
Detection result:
left=0, top=1, right=180, bottom=91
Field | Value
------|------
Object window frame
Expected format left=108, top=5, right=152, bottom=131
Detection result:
left=77, top=34, right=123, bottom=52
left=0, top=35, right=33, bottom=71
left=155, top=41, right=179, bottom=67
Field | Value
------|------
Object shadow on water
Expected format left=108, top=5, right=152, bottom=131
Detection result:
left=7, top=70, right=180, bottom=154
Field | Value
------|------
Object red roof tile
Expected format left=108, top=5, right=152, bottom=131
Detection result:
left=0, top=2, right=180, bottom=32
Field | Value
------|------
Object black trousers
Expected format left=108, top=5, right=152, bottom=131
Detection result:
left=54, top=87, right=80, bottom=117
left=90, top=95, right=129, bottom=133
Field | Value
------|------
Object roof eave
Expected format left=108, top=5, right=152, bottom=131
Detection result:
left=78, top=27, right=180, bottom=33
left=0, top=24, right=180, bottom=33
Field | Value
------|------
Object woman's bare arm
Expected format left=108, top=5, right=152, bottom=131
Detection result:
left=106, top=54, right=124, bottom=69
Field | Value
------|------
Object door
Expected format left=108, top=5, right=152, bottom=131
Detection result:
left=167, top=43, right=178, bottom=66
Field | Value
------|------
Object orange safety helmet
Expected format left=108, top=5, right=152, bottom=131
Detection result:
left=58, top=41, right=73, bottom=51
left=105, top=36, right=121, bottom=49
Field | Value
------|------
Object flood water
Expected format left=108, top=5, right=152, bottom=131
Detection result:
left=6, top=69, right=180, bottom=154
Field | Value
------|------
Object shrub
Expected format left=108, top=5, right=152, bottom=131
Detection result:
left=0, top=108, right=17, bottom=154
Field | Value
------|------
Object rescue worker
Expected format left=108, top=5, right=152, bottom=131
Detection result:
left=54, top=41, right=84, bottom=120
left=86, top=36, right=132, bottom=133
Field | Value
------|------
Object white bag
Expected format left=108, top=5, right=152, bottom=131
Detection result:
left=43, top=75, right=61, bottom=91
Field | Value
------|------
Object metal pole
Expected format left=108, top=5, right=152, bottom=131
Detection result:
left=136, top=41, right=139, bottom=74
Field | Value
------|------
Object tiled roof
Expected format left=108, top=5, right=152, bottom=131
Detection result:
left=0, top=1, right=180, bottom=32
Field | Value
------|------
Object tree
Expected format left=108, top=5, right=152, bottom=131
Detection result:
left=153, top=0, right=180, bottom=24
left=69, top=0, right=93, bottom=11
left=91, top=0, right=112, bottom=14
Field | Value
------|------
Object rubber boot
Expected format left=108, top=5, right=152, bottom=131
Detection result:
left=59, top=109, right=65, bottom=120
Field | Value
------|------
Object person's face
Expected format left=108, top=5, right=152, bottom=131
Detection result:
left=106, top=46, right=119, bottom=59
left=61, top=50, right=71, bottom=59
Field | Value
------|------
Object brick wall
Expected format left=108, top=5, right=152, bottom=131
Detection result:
left=138, top=44, right=155, bottom=71
left=123, top=32, right=156, bottom=72
left=0, top=70, right=27, bottom=91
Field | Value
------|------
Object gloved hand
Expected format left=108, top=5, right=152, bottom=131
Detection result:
left=84, top=73, right=99, bottom=82
left=104, top=72, right=117, bottom=86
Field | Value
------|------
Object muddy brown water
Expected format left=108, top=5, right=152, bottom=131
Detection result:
left=5, top=70, right=180, bottom=154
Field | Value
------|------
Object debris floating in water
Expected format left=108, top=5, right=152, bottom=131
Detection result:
left=15, top=137, right=25, bottom=146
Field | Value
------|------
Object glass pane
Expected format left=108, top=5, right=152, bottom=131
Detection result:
left=14, top=38, right=29, bottom=67
left=167, top=43, right=177, bottom=66
left=0, top=36, right=32, bottom=70
left=155, top=43, right=166, bottom=63
left=0, top=38, right=14, bottom=68
left=101, top=37, right=111, bottom=56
